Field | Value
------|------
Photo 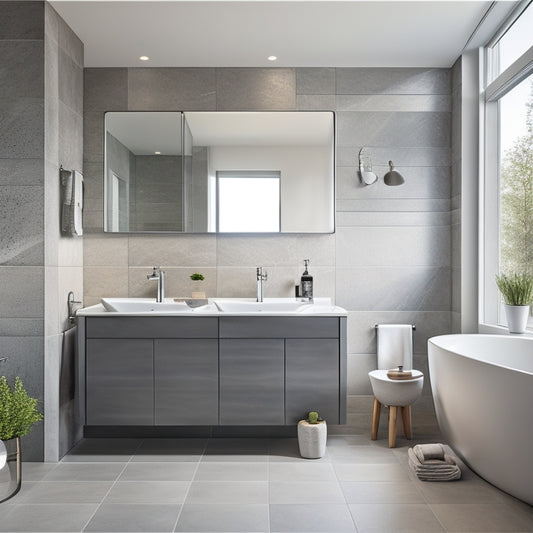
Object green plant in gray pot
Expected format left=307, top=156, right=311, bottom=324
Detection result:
left=496, top=273, right=533, bottom=333
left=0, top=376, right=43, bottom=503
left=297, top=410, right=327, bottom=459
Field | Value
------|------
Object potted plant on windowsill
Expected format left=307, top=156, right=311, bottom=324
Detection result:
left=297, top=411, right=327, bottom=459
left=190, top=273, right=206, bottom=299
left=496, top=273, right=533, bottom=334
left=0, top=376, right=43, bottom=502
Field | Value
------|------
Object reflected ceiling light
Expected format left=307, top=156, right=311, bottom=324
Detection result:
left=139, top=55, right=150, bottom=61
left=267, top=55, right=277, bottom=61
left=358, top=147, right=377, bottom=186
left=383, top=160, right=405, bottom=186
left=154, top=151, right=161, bottom=155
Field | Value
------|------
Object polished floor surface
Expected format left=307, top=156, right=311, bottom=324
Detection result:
left=0, top=436, right=532, bottom=532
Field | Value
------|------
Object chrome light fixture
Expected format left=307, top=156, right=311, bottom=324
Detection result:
left=358, top=147, right=377, bottom=185
left=383, top=160, right=405, bottom=186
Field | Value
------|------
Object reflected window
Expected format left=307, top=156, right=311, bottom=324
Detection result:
left=216, top=171, right=280, bottom=232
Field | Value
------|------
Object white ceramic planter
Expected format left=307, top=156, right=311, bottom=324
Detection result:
left=0, top=437, right=21, bottom=503
left=505, top=304, right=530, bottom=334
left=297, top=420, right=327, bottom=459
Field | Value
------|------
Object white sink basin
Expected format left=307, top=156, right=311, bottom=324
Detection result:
left=212, top=297, right=333, bottom=313
left=101, top=298, right=214, bottom=313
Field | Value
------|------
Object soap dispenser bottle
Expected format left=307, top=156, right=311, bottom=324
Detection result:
left=300, top=259, right=313, bottom=300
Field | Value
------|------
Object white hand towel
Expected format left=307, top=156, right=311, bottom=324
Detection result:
left=377, top=324, right=413, bottom=370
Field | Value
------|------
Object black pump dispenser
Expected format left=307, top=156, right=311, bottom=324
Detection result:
left=300, top=259, right=313, bottom=300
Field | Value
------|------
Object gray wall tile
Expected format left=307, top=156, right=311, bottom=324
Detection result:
left=296, top=68, right=335, bottom=95
left=58, top=48, right=83, bottom=113
left=84, top=68, right=128, bottom=112
left=128, top=68, right=216, bottom=111
left=0, top=266, right=44, bottom=318
left=0, top=41, right=44, bottom=98
left=0, top=158, right=43, bottom=186
left=0, top=1, right=44, bottom=40
left=296, top=94, right=336, bottom=110
left=336, top=68, right=451, bottom=95
left=216, top=68, right=296, bottom=111
left=58, top=102, right=83, bottom=170
left=336, top=94, right=451, bottom=112
left=58, top=12, right=83, bottom=67
left=337, top=146, right=451, bottom=167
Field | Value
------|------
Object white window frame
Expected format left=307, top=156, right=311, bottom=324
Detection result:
left=480, top=3, right=533, bottom=334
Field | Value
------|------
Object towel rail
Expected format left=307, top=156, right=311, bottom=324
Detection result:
left=375, top=324, right=416, bottom=331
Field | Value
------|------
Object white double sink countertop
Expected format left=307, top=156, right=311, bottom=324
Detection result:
left=77, top=297, right=347, bottom=317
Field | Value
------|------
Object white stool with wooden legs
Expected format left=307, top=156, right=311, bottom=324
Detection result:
left=369, top=324, right=423, bottom=448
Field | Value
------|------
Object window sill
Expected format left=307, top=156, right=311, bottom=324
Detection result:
left=478, top=323, right=533, bottom=337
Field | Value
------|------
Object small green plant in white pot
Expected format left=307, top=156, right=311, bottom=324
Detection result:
left=190, top=273, right=206, bottom=299
left=0, top=376, right=43, bottom=502
left=495, top=273, right=533, bottom=333
left=297, top=411, right=327, bottom=459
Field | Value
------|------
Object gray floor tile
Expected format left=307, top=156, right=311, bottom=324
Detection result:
left=430, top=503, right=533, bottom=532
left=341, top=481, right=426, bottom=504
left=334, top=463, right=410, bottom=482
left=131, top=454, right=202, bottom=463
left=43, top=463, right=126, bottom=482
left=13, top=481, right=113, bottom=503
left=349, top=503, right=446, bottom=532
left=21, top=462, right=57, bottom=481
left=0, top=503, right=98, bottom=532
left=268, top=462, right=337, bottom=481
left=175, top=504, right=269, bottom=532
left=185, top=481, right=268, bottom=504
left=201, top=453, right=269, bottom=463
left=194, top=462, right=267, bottom=481
left=104, top=481, right=190, bottom=504
left=328, top=445, right=402, bottom=463
left=135, top=438, right=207, bottom=455
left=269, top=481, right=346, bottom=504
left=270, top=503, right=357, bottom=532
left=84, top=503, right=181, bottom=532
left=118, top=462, right=197, bottom=481
left=61, top=438, right=141, bottom=463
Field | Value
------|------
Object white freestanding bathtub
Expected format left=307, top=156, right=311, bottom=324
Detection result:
left=428, top=334, right=533, bottom=505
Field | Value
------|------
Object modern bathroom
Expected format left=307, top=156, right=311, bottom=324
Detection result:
left=0, top=0, right=532, bottom=531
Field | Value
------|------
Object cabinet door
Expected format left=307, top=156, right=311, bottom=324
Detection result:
left=86, top=339, right=153, bottom=425
left=285, top=339, right=340, bottom=424
left=220, top=339, right=284, bottom=425
left=155, top=339, right=219, bottom=425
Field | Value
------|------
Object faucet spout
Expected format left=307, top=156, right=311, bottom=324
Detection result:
left=147, top=267, right=165, bottom=302
left=256, top=267, right=267, bottom=302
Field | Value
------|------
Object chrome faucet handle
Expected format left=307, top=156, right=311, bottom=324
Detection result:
left=147, top=266, right=160, bottom=280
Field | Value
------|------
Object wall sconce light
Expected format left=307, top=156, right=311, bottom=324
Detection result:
left=358, top=148, right=405, bottom=187
left=358, top=147, right=378, bottom=185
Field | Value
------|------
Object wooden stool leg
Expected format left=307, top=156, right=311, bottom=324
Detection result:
left=371, top=398, right=381, bottom=440
left=388, top=406, right=398, bottom=448
left=401, top=406, right=412, bottom=439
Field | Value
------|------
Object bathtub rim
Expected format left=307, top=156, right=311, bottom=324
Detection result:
left=428, top=333, right=533, bottom=377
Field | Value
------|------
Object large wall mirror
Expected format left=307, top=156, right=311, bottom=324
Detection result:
left=104, top=111, right=335, bottom=233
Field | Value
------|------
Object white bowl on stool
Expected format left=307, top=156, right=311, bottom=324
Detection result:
left=368, top=369, right=424, bottom=406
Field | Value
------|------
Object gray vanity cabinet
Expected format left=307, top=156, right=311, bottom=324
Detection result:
left=219, top=339, right=285, bottom=425
left=86, top=338, right=154, bottom=425
left=155, top=339, right=218, bottom=425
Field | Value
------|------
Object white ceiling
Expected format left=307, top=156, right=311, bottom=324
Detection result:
left=49, top=1, right=517, bottom=68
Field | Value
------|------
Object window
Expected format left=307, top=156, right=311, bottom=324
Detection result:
left=483, top=1, right=533, bottom=330
left=216, top=171, right=280, bottom=233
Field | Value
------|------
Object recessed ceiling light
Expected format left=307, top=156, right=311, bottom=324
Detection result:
left=267, top=55, right=277, bottom=61
left=139, top=55, right=150, bottom=61
left=154, top=151, right=161, bottom=155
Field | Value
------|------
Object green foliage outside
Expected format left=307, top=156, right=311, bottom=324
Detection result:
left=0, top=376, right=43, bottom=441
left=500, top=81, right=533, bottom=277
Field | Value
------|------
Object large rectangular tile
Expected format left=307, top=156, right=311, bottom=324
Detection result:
left=84, top=68, right=128, bottom=113
left=57, top=13, right=83, bottom=67
left=0, top=186, right=44, bottom=266
left=176, top=504, right=269, bottom=532
left=337, top=111, right=450, bottom=148
left=128, top=68, right=216, bottom=111
left=118, top=462, right=196, bottom=482
left=0, top=503, right=97, bottom=532
left=336, top=267, right=451, bottom=311
left=0, top=41, right=44, bottom=98
left=334, top=463, right=410, bottom=482
left=342, top=482, right=425, bottom=504
left=194, top=462, right=267, bottom=481
left=336, top=198, right=451, bottom=213
left=216, top=68, right=296, bottom=111
left=14, top=481, right=112, bottom=503
left=349, top=503, right=445, bottom=532
left=58, top=101, right=83, bottom=170
left=0, top=267, right=44, bottom=317
left=83, top=234, right=128, bottom=266
left=337, top=211, right=451, bottom=228
left=84, top=503, right=181, bottom=532
left=0, top=1, right=44, bottom=40
left=58, top=47, right=83, bottom=113
left=296, top=68, right=335, bottom=95
left=270, top=503, right=356, bottom=532
left=83, top=266, right=129, bottom=301
left=0, top=158, right=43, bottom=186
left=337, top=146, right=451, bottom=167
left=269, top=482, right=346, bottom=504
left=185, top=481, right=268, bottom=504
left=336, top=94, right=451, bottom=112
left=336, top=68, right=451, bottom=95
left=336, top=226, right=450, bottom=267
left=42, top=462, right=125, bottom=481
left=268, top=462, right=337, bottom=482
left=104, top=481, right=189, bottom=504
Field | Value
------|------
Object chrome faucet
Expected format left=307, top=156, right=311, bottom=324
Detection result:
left=147, top=267, right=165, bottom=302
left=256, top=267, right=267, bottom=302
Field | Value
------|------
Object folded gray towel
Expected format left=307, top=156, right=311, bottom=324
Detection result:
left=408, top=447, right=461, bottom=482
left=413, top=443, right=445, bottom=463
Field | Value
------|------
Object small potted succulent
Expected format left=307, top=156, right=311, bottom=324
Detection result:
left=0, top=376, right=43, bottom=502
left=496, top=272, right=533, bottom=333
left=190, top=273, right=206, bottom=299
left=297, top=410, right=327, bottom=459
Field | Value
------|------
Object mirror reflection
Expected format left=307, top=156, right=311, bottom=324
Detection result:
left=104, top=111, right=335, bottom=233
